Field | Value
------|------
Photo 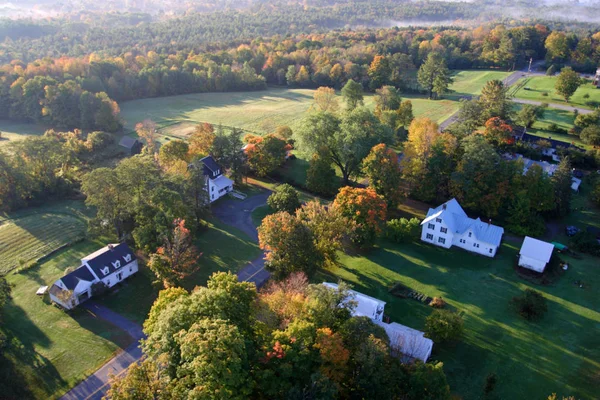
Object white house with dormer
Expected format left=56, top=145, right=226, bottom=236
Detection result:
left=49, top=243, right=138, bottom=310
left=323, top=282, right=433, bottom=363
left=420, top=198, right=504, bottom=257
left=199, top=155, right=234, bottom=203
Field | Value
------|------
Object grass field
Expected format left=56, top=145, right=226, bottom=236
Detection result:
left=317, top=236, right=599, bottom=400
left=513, top=76, right=600, bottom=109
left=0, top=201, right=89, bottom=274
left=447, top=70, right=512, bottom=100
left=0, top=121, right=47, bottom=147
left=2, top=240, right=133, bottom=400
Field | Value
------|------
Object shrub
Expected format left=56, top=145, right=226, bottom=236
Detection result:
left=429, top=297, right=446, bottom=308
left=91, top=281, right=109, bottom=297
left=569, top=231, right=600, bottom=257
left=484, top=373, right=497, bottom=395
left=542, top=92, right=549, bottom=96
left=510, top=289, right=547, bottom=321
left=267, top=184, right=301, bottom=214
left=548, top=123, right=559, bottom=132
left=583, top=93, right=590, bottom=99
left=386, top=218, right=421, bottom=243
left=425, top=309, right=464, bottom=343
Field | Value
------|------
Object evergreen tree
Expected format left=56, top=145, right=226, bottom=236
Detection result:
left=552, top=157, right=572, bottom=217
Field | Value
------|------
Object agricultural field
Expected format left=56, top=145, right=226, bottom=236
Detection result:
left=2, top=240, right=133, bottom=400
left=0, top=201, right=89, bottom=274
left=447, top=70, right=512, bottom=100
left=316, top=236, right=599, bottom=400
left=0, top=121, right=47, bottom=147
left=513, top=76, right=600, bottom=109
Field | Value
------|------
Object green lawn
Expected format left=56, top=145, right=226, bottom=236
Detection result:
left=318, top=238, right=599, bottom=400
left=0, top=120, right=47, bottom=147
left=100, top=218, right=261, bottom=323
left=2, top=240, right=133, bottom=400
left=0, top=201, right=90, bottom=274
left=513, top=76, right=600, bottom=110
left=447, top=70, right=512, bottom=100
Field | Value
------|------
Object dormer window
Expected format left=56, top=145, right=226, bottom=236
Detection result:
left=112, top=260, right=121, bottom=269
left=124, top=254, right=132, bottom=263
left=100, top=266, right=110, bottom=276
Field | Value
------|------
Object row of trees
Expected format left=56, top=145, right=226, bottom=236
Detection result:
left=106, top=272, right=451, bottom=400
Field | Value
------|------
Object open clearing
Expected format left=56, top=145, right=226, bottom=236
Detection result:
left=0, top=121, right=47, bottom=147
left=3, top=240, right=133, bottom=400
left=513, top=76, right=600, bottom=110
left=447, top=70, right=511, bottom=100
left=0, top=201, right=88, bottom=274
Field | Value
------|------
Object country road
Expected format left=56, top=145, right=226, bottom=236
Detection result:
left=512, top=98, right=592, bottom=115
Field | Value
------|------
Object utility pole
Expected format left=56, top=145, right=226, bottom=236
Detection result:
left=528, top=58, right=533, bottom=74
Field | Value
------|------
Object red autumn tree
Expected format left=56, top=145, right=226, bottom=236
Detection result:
left=148, top=218, right=201, bottom=287
left=333, top=187, right=387, bottom=248
left=484, top=117, right=513, bottom=144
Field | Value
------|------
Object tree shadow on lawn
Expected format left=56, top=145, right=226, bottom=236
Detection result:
left=2, top=302, right=66, bottom=399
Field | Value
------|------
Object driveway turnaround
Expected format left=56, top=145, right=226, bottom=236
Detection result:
left=60, top=302, right=145, bottom=400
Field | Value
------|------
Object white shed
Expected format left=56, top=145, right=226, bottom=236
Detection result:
left=518, top=237, right=554, bottom=273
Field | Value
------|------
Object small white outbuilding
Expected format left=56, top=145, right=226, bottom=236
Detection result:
left=518, top=237, right=554, bottom=273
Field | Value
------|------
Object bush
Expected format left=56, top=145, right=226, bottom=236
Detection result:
left=425, top=309, right=464, bottom=343
left=510, top=289, right=547, bottom=321
left=429, top=297, right=446, bottom=309
left=86, top=131, right=114, bottom=151
left=542, top=92, right=549, bottom=96
left=569, top=231, right=600, bottom=257
left=548, top=123, right=559, bottom=132
left=267, top=184, right=301, bottom=214
left=583, top=93, right=590, bottom=99
left=386, top=218, right=421, bottom=243
left=484, top=373, right=497, bottom=395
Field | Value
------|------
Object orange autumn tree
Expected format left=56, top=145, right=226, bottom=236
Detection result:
left=484, top=117, right=513, bottom=144
left=333, top=187, right=387, bottom=248
left=315, top=327, right=350, bottom=386
left=148, top=219, right=201, bottom=287
left=189, top=122, right=215, bottom=158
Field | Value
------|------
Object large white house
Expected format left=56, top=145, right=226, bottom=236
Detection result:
left=323, top=282, right=433, bottom=363
left=200, top=155, right=234, bottom=203
left=518, top=236, right=554, bottom=273
left=49, top=243, right=138, bottom=310
left=420, top=198, right=504, bottom=257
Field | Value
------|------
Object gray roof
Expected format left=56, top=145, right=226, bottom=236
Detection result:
left=59, top=265, right=96, bottom=290
left=119, top=136, right=140, bottom=149
left=200, top=155, right=221, bottom=173
left=84, top=243, right=136, bottom=279
left=422, top=198, right=504, bottom=247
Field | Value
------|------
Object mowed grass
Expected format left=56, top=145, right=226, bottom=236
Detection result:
left=513, top=76, right=600, bottom=109
left=318, top=239, right=600, bottom=400
left=100, top=218, right=262, bottom=323
left=0, top=120, right=47, bottom=147
left=447, top=70, right=512, bottom=100
left=0, top=201, right=88, bottom=274
left=3, top=240, right=133, bottom=400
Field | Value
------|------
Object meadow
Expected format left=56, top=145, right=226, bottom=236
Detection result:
left=0, top=121, right=47, bottom=147
left=0, top=201, right=88, bottom=274
left=513, top=76, right=600, bottom=109
left=447, top=70, right=511, bottom=100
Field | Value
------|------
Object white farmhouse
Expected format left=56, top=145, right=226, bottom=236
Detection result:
left=200, top=155, right=234, bottom=203
left=49, top=243, right=138, bottom=310
left=518, top=236, right=554, bottom=273
left=420, top=198, right=504, bottom=257
left=323, top=283, right=433, bottom=363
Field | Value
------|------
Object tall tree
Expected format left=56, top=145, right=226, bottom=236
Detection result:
left=374, top=86, right=401, bottom=117
left=552, top=157, right=572, bottom=217
left=363, top=144, right=403, bottom=208
left=135, top=119, right=158, bottom=154
left=555, top=67, right=581, bottom=103
left=313, top=87, right=339, bottom=113
left=333, top=187, right=387, bottom=248
left=148, top=219, right=201, bottom=287
left=368, top=55, right=391, bottom=90
left=306, top=153, right=340, bottom=197
left=417, top=53, right=452, bottom=99
left=189, top=122, right=215, bottom=159
left=479, top=79, right=512, bottom=120
left=341, top=79, right=364, bottom=111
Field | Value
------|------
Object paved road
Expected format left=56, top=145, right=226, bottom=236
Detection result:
left=512, top=98, right=593, bottom=114
left=212, top=191, right=273, bottom=288
left=60, top=303, right=145, bottom=400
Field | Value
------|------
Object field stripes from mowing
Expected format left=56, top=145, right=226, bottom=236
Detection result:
left=0, top=213, right=86, bottom=273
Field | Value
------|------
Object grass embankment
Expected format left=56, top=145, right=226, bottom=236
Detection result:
left=513, top=76, right=600, bottom=110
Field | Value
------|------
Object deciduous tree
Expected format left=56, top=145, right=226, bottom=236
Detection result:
left=363, top=144, right=403, bottom=207
left=189, top=122, right=215, bottom=158
left=417, top=53, right=452, bottom=99
left=341, top=79, right=364, bottom=111
left=333, top=187, right=387, bottom=248
left=555, top=67, right=581, bottom=103
left=267, top=184, right=301, bottom=214
left=479, top=79, right=512, bottom=120
left=313, top=87, right=339, bottom=113
left=306, top=153, right=340, bottom=197
left=135, top=119, right=158, bottom=154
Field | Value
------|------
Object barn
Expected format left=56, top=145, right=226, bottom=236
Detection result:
left=518, top=237, right=554, bottom=273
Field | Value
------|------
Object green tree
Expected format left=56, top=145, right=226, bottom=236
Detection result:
left=106, top=359, right=169, bottom=400
left=306, top=153, right=340, bottom=197
left=580, top=125, right=600, bottom=146
left=425, top=309, right=464, bottom=343
left=296, top=109, right=392, bottom=185
left=545, top=31, right=570, bottom=63
left=368, top=55, right=392, bottom=90
left=267, top=184, right=301, bottom=214
left=515, top=104, right=545, bottom=128
left=405, top=361, right=451, bottom=400
left=511, top=289, right=548, bottom=321
left=363, top=144, right=403, bottom=207
left=386, top=218, right=421, bottom=243
left=341, top=79, right=364, bottom=111
left=258, top=212, right=324, bottom=279
left=479, top=79, right=512, bottom=120
left=417, top=53, right=452, bottom=99
left=374, top=85, right=401, bottom=117
left=555, top=67, right=581, bottom=102
left=158, top=140, right=189, bottom=171
left=552, top=157, right=572, bottom=217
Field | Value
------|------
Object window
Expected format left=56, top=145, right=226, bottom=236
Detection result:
left=489, top=249, right=493, bottom=254
left=438, top=237, right=446, bottom=244
left=436, top=218, right=442, bottom=223
left=440, top=227, right=447, bottom=234
left=426, top=233, right=433, bottom=240
left=473, top=243, right=479, bottom=248
left=428, top=223, right=435, bottom=230
left=468, top=232, right=472, bottom=237
left=211, top=186, right=214, bottom=192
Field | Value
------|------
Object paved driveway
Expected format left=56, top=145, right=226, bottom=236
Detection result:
left=212, top=191, right=272, bottom=288
left=60, top=302, right=145, bottom=400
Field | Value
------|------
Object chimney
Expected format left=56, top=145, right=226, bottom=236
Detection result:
left=442, top=204, right=447, bottom=210
left=108, top=244, right=114, bottom=251
left=488, top=219, right=492, bottom=225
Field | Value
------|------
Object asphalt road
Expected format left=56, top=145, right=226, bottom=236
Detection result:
left=512, top=98, right=592, bottom=114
